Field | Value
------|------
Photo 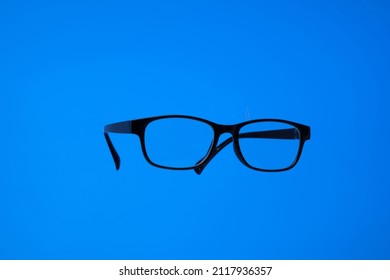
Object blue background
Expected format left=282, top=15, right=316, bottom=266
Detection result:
left=1, top=0, right=389, bottom=259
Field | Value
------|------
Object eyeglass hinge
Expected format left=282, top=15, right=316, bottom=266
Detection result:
left=128, top=122, right=132, bottom=133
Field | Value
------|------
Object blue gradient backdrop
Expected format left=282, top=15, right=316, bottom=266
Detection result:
left=1, top=0, right=390, bottom=259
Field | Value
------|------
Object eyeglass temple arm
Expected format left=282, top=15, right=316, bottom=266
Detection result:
left=194, top=128, right=299, bottom=175
left=104, top=121, right=133, bottom=170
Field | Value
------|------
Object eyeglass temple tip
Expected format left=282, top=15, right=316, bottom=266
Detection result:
left=104, top=133, right=121, bottom=171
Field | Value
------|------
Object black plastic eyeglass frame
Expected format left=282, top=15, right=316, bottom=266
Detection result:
left=104, top=115, right=311, bottom=174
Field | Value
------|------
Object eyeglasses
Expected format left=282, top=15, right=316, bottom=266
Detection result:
left=104, top=115, right=311, bottom=174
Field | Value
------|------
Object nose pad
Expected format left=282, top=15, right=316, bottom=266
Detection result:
left=203, top=140, right=215, bottom=162
left=194, top=138, right=216, bottom=166
left=232, top=132, right=247, bottom=165
left=193, top=133, right=232, bottom=174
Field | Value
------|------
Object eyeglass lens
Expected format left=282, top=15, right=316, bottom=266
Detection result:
left=144, top=117, right=214, bottom=168
left=238, top=121, right=300, bottom=170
